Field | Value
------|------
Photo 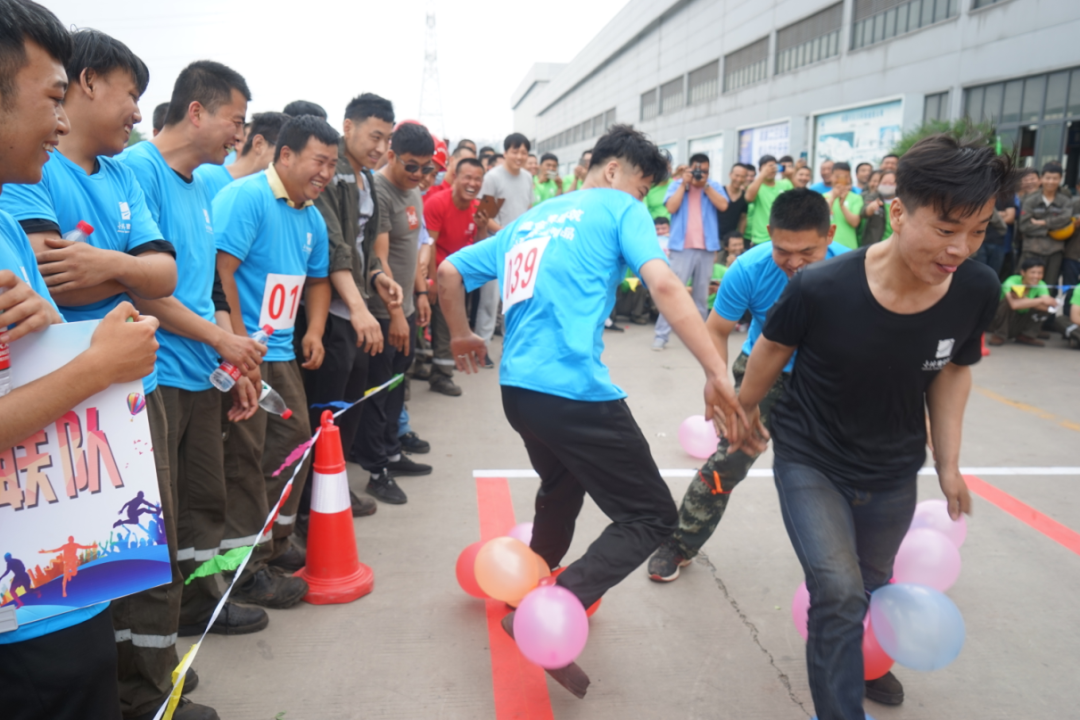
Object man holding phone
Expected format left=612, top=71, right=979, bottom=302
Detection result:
left=534, top=152, right=564, bottom=205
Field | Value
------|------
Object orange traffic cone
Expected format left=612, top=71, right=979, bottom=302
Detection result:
left=295, top=410, right=374, bottom=604
left=981, top=333, right=991, bottom=357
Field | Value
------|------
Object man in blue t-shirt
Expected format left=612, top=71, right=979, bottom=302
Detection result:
left=215, top=115, right=333, bottom=598
left=0, top=9, right=160, bottom=719
left=120, top=61, right=272, bottom=656
left=194, top=110, right=288, bottom=198
left=648, top=189, right=848, bottom=582
left=438, top=126, right=745, bottom=698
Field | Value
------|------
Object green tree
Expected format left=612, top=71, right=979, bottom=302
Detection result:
left=890, top=117, right=998, bottom=157
left=127, top=127, right=146, bottom=147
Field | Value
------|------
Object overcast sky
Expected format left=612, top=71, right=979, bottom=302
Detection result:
left=41, top=0, right=629, bottom=145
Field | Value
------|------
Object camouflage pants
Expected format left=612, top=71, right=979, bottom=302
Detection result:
left=672, top=352, right=787, bottom=559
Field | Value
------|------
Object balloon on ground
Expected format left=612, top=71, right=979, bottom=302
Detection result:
left=541, top=568, right=602, bottom=617
left=678, top=415, right=718, bottom=459
left=791, top=581, right=810, bottom=641
left=507, top=522, right=533, bottom=546
left=909, top=499, right=967, bottom=548
left=455, top=541, right=489, bottom=598
left=870, top=583, right=965, bottom=671
left=513, top=585, right=589, bottom=669
left=892, top=528, right=962, bottom=592
left=474, top=537, right=540, bottom=604
left=792, top=581, right=894, bottom=680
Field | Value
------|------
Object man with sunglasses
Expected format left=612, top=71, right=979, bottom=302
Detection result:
left=352, top=121, right=436, bottom=504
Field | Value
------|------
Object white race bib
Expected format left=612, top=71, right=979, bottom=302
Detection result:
left=259, top=273, right=304, bottom=331
left=502, top=236, right=550, bottom=310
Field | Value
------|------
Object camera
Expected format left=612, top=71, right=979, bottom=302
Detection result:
left=691, top=164, right=705, bottom=181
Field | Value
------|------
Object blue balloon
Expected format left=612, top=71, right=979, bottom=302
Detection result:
left=870, top=583, right=965, bottom=671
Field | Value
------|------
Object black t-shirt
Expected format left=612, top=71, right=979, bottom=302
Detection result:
left=717, top=191, right=747, bottom=238
left=763, top=248, right=999, bottom=486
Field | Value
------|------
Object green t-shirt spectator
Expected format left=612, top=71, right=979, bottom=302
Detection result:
left=830, top=192, right=865, bottom=250
left=644, top=181, right=671, bottom=220
left=563, top=175, right=584, bottom=192
left=534, top=177, right=560, bottom=205
left=1001, top=275, right=1049, bottom=314
left=707, top=262, right=727, bottom=307
left=746, top=178, right=793, bottom=245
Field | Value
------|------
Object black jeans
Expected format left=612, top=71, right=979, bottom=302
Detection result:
left=501, top=386, right=677, bottom=608
left=351, top=313, right=416, bottom=473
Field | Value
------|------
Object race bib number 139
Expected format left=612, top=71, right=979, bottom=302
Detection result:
left=503, top=236, right=550, bottom=310
left=259, top=273, right=305, bottom=331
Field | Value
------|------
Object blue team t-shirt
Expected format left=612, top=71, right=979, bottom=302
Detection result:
left=447, top=188, right=666, bottom=402
left=193, top=163, right=234, bottom=198
left=119, top=141, right=220, bottom=391
left=213, top=172, right=329, bottom=361
left=713, top=240, right=849, bottom=372
left=0, top=150, right=169, bottom=393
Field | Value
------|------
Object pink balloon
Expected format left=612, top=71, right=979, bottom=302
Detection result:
left=791, top=582, right=810, bottom=640
left=513, top=585, right=589, bottom=669
left=679, top=415, right=718, bottom=460
left=892, top=528, right=962, bottom=591
left=507, top=522, right=533, bottom=547
left=909, top=499, right=967, bottom=548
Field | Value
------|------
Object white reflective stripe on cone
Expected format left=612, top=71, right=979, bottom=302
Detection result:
left=311, top=470, right=351, bottom=514
left=114, top=629, right=178, bottom=648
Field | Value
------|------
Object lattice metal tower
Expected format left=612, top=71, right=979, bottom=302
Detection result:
left=419, top=1, right=445, bottom=140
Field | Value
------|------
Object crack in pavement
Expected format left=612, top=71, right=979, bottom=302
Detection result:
left=696, top=551, right=812, bottom=718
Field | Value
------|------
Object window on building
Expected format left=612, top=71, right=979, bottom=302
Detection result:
left=972, top=0, right=1003, bottom=8
left=724, top=37, right=769, bottom=93
left=851, top=0, right=958, bottom=51
left=591, top=114, right=604, bottom=137
left=604, top=108, right=616, bottom=128
left=687, top=61, right=719, bottom=105
left=641, top=88, right=658, bottom=121
left=660, top=77, right=684, bottom=114
left=923, top=91, right=949, bottom=123
left=776, top=3, right=842, bottom=75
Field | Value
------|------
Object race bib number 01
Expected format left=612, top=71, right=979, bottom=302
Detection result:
left=503, top=236, right=550, bottom=310
left=259, top=273, right=305, bottom=331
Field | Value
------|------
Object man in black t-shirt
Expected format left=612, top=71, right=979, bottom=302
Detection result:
left=735, top=134, right=1016, bottom=719
left=716, top=162, right=750, bottom=239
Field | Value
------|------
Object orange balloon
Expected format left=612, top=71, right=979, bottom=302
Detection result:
left=534, top=551, right=551, bottom=579
left=474, top=537, right=541, bottom=604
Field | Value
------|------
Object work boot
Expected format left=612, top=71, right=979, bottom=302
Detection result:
left=350, top=490, right=377, bottom=516
left=865, top=671, right=904, bottom=705
left=388, top=453, right=432, bottom=476
left=430, top=375, right=462, bottom=396
left=130, top=697, right=219, bottom=720
left=647, top=538, right=691, bottom=583
left=399, top=431, right=430, bottom=454
left=501, top=611, right=590, bottom=698
left=231, top=567, right=308, bottom=609
left=268, top=543, right=306, bottom=573
left=178, top=602, right=268, bottom=637
left=366, top=469, right=407, bottom=504
left=185, top=668, right=199, bottom=692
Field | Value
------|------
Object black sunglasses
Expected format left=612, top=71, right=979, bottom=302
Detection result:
left=396, top=156, right=436, bottom=175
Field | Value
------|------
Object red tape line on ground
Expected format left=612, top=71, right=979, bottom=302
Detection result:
left=475, top=477, right=554, bottom=720
left=965, top=474, right=1080, bottom=556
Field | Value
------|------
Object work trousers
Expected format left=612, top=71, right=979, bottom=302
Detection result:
left=111, top=387, right=182, bottom=717
left=673, top=353, right=787, bottom=558
left=475, top=280, right=500, bottom=343
left=159, top=386, right=226, bottom=627
left=352, top=314, right=416, bottom=473
left=988, top=298, right=1043, bottom=341
left=222, top=360, right=312, bottom=581
left=654, top=248, right=713, bottom=342
left=430, top=303, right=454, bottom=380
left=501, top=386, right=677, bottom=609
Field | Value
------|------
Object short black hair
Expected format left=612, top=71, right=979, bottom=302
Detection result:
left=344, top=92, right=393, bottom=124
left=779, top=155, right=794, bottom=164
left=855, top=162, right=872, bottom=173
left=273, top=114, right=340, bottom=162
left=391, top=121, right=434, bottom=158
left=478, top=146, right=495, bottom=157
left=67, top=28, right=148, bottom=97
left=883, top=153, right=899, bottom=161
left=738, top=162, right=756, bottom=173
left=242, top=111, right=289, bottom=155
left=589, top=124, right=669, bottom=186
left=540, top=152, right=558, bottom=165
left=896, top=133, right=1018, bottom=220
left=0, top=0, right=72, bottom=110
left=504, top=132, right=530, bottom=152
left=833, top=161, right=851, bottom=173
left=164, top=60, right=250, bottom=127
left=769, top=188, right=831, bottom=236
left=759, top=154, right=777, bottom=169
left=1041, top=161, right=1063, bottom=177
left=581, top=149, right=593, bottom=160
left=152, top=102, right=169, bottom=133
left=1020, top=257, right=1045, bottom=271
left=723, top=231, right=744, bottom=246
left=689, top=153, right=710, bottom=166
left=653, top=216, right=670, bottom=226
left=283, top=100, right=326, bottom=119
left=490, top=153, right=504, bottom=163
left=455, top=138, right=475, bottom=152
left=455, top=157, right=483, bottom=173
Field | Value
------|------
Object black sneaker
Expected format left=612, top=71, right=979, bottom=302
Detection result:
left=185, top=668, right=199, bottom=692
left=130, top=697, right=219, bottom=720
left=268, top=543, right=306, bottom=573
left=367, top=469, right=407, bottom=504
left=388, top=453, right=432, bottom=476
left=647, top=538, right=691, bottom=582
left=351, top=490, right=377, bottom=516
left=865, top=671, right=904, bottom=705
left=400, top=431, right=430, bottom=454
left=231, top=567, right=308, bottom=609
left=178, top=602, right=269, bottom=637
left=430, top=375, right=463, bottom=396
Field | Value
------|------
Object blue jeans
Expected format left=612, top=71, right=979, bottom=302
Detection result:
left=1063, top=258, right=1079, bottom=307
left=398, top=407, right=412, bottom=438
left=773, top=458, right=917, bottom=720
left=972, top=240, right=1007, bottom=277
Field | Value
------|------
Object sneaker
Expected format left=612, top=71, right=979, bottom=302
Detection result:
left=350, top=490, right=377, bottom=516
left=651, top=337, right=666, bottom=351
left=482, top=355, right=495, bottom=369
left=268, top=543, right=306, bottom=573
left=185, top=668, right=199, bottom=692
left=131, top=697, right=219, bottom=720
left=647, top=538, right=691, bottom=582
left=178, top=602, right=268, bottom=637
left=410, top=363, right=433, bottom=381
left=1016, top=335, right=1046, bottom=347
left=399, top=431, right=430, bottom=454
left=388, top=453, right=432, bottom=476
left=1066, top=325, right=1080, bottom=348
left=865, top=671, right=904, bottom=705
left=430, top=375, right=463, bottom=396
left=367, top=469, right=407, bottom=504
left=231, top=567, right=308, bottom=609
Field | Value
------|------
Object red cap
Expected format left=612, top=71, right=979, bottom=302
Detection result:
left=76, top=221, right=94, bottom=235
left=262, top=325, right=275, bottom=336
left=432, top=138, right=448, bottom=171
left=313, top=410, right=344, bottom=474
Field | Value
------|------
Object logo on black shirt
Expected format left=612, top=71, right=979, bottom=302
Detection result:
left=923, top=338, right=955, bottom=371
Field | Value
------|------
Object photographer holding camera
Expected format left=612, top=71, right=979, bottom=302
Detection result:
left=653, top=153, right=730, bottom=351
left=534, top=152, right=565, bottom=205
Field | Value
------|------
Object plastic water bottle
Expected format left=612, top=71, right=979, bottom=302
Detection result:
left=62, top=220, right=94, bottom=242
left=0, top=288, right=9, bottom=398
left=208, top=325, right=273, bottom=392
left=258, top=381, right=292, bottom=419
